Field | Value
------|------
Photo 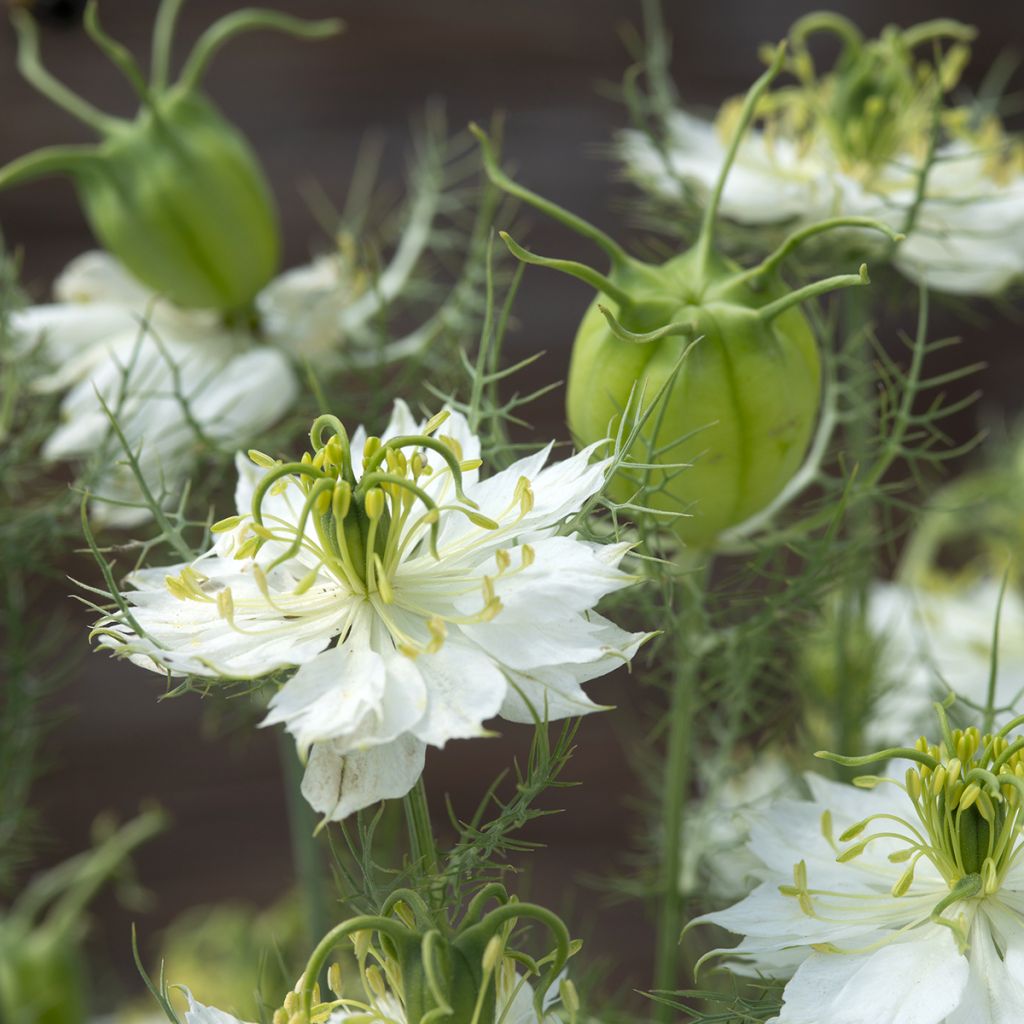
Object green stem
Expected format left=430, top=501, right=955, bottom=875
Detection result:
left=832, top=287, right=875, bottom=764
left=693, top=42, right=787, bottom=281
left=404, top=776, right=441, bottom=905
left=653, top=561, right=709, bottom=1019
left=278, top=734, right=332, bottom=952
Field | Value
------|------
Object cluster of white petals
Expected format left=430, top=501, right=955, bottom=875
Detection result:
left=697, top=767, right=1024, bottom=1024
left=100, top=401, right=647, bottom=819
left=620, top=113, right=1024, bottom=296
left=10, top=251, right=306, bottom=526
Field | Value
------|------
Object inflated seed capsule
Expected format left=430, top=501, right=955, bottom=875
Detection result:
left=472, top=44, right=899, bottom=550
left=0, top=4, right=341, bottom=311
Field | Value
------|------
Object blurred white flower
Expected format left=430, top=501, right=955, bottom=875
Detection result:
left=620, top=15, right=1024, bottom=298
left=621, top=119, right=1024, bottom=296
left=99, top=401, right=649, bottom=819
left=680, top=748, right=800, bottom=901
left=867, top=577, right=1024, bottom=746
left=696, top=728, right=1024, bottom=1024
left=11, top=252, right=299, bottom=527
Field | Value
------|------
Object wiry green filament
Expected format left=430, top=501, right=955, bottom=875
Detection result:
left=177, top=8, right=344, bottom=94
left=10, top=9, right=124, bottom=135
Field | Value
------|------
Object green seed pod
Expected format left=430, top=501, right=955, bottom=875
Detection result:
left=0, top=2, right=342, bottom=313
left=473, top=45, right=900, bottom=549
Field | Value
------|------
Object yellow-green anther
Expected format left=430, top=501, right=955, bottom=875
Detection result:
left=314, top=489, right=332, bottom=517
left=333, top=480, right=352, bottom=521
left=211, top=514, right=244, bottom=533
left=960, top=783, right=982, bottom=812
left=364, top=436, right=382, bottom=463
left=906, top=767, right=922, bottom=801
left=837, top=841, right=869, bottom=863
left=293, top=567, right=320, bottom=596
left=248, top=449, right=277, bottom=468
left=251, top=523, right=277, bottom=541
left=482, top=935, right=503, bottom=973
left=839, top=819, right=868, bottom=842
left=327, top=963, right=343, bottom=998
left=374, top=554, right=394, bottom=604
left=933, top=765, right=948, bottom=794
left=892, top=858, right=918, bottom=897
left=977, top=790, right=996, bottom=822
left=235, top=536, right=260, bottom=560
left=365, top=489, right=386, bottom=521
left=423, top=409, right=451, bottom=435
left=466, top=510, right=500, bottom=530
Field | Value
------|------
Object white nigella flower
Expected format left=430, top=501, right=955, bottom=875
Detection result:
left=695, top=721, right=1024, bottom=1024
left=620, top=17, right=1024, bottom=296
left=98, top=400, right=648, bottom=819
left=11, top=251, right=300, bottom=527
left=867, top=578, right=1024, bottom=747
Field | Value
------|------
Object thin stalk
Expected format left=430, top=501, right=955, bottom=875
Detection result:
left=653, top=559, right=710, bottom=1019
left=278, top=734, right=332, bottom=951
left=832, top=287, right=875, bottom=763
left=403, top=776, right=441, bottom=908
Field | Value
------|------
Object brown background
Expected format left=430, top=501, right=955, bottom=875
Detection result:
left=2, top=0, right=1023, bottom=1014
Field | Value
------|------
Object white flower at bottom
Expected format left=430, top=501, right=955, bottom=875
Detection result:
left=11, top=251, right=299, bottom=527
left=99, top=401, right=648, bottom=819
left=696, top=725, right=1024, bottom=1024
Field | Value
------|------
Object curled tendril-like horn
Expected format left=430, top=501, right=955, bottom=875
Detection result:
left=177, top=8, right=344, bottom=94
left=814, top=745, right=942, bottom=771
left=9, top=9, right=123, bottom=135
left=757, top=264, right=870, bottom=322
left=470, top=121, right=630, bottom=269
left=363, top=434, right=480, bottom=508
left=84, top=2, right=152, bottom=103
left=498, top=231, right=633, bottom=308
left=597, top=305, right=696, bottom=346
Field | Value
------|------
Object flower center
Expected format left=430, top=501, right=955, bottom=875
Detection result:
left=781, top=719, right=1024, bottom=955
left=159, top=410, right=539, bottom=659
left=713, top=15, right=1023, bottom=188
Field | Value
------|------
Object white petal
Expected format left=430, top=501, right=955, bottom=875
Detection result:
left=263, top=641, right=427, bottom=753
left=773, top=927, right=968, bottom=1024
left=495, top=616, right=649, bottom=722
left=409, top=641, right=507, bottom=747
left=948, top=912, right=1024, bottom=1024
left=182, top=989, right=252, bottom=1024
left=300, top=733, right=426, bottom=821
left=54, top=251, right=156, bottom=308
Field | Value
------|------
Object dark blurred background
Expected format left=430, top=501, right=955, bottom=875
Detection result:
left=2, top=0, right=1023, bottom=1013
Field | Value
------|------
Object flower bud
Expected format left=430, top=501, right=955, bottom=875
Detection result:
left=0, top=3, right=342, bottom=312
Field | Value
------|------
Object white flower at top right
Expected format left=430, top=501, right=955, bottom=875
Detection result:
left=620, top=20, right=1024, bottom=296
